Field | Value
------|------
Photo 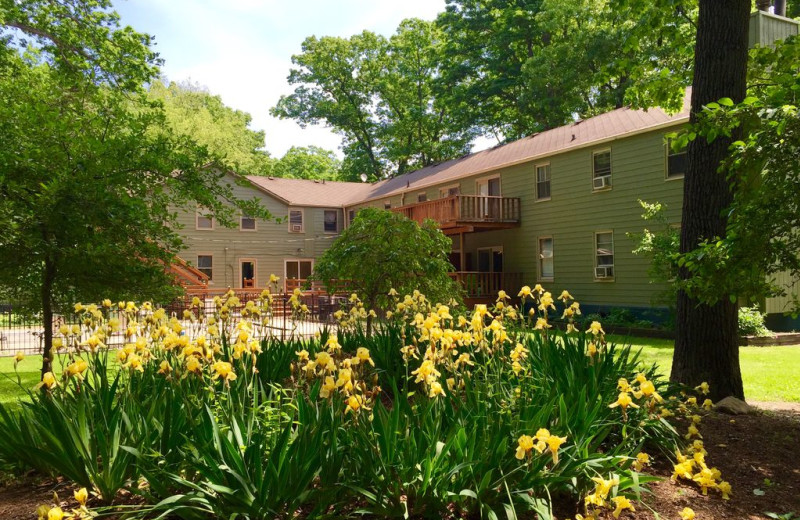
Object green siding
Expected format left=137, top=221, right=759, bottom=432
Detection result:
left=181, top=128, right=690, bottom=310
left=177, top=173, right=345, bottom=289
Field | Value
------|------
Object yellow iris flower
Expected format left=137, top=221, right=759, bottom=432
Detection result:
left=609, top=392, right=638, bottom=410
left=74, top=487, right=88, bottom=506
left=611, top=496, right=634, bottom=518
left=586, top=321, right=605, bottom=335
left=37, top=372, right=58, bottom=390
left=212, top=361, right=237, bottom=382
left=516, top=435, right=535, bottom=460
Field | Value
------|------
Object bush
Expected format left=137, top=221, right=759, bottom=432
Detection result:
left=0, top=289, right=726, bottom=519
left=738, top=305, right=773, bottom=337
left=585, top=308, right=656, bottom=330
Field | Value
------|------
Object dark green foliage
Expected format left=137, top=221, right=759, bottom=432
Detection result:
left=437, top=0, right=696, bottom=141
left=313, top=208, right=461, bottom=313
left=272, top=19, right=476, bottom=180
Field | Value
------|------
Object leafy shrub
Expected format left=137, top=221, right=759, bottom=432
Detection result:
left=738, top=305, right=773, bottom=337
left=586, top=308, right=656, bottom=330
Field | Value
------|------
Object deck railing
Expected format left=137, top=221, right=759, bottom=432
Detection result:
left=449, top=271, right=524, bottom=298
left=394, top=195, right=520, bottom=227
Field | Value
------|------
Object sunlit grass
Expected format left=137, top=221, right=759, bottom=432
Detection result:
left=608, top=334, right=800, bottom=403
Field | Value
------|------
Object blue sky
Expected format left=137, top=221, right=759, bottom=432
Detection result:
left=115, top=0, right=447, bottom=158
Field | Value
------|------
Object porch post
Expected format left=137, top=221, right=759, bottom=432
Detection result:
left=459, top=232, right=465, bottom=273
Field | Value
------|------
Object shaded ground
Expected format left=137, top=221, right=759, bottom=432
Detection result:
left=631, top=406, right=800, bottom=520
left=0, top=406, right=798, bottom=519
left=0, top=477, right=79, bottom=519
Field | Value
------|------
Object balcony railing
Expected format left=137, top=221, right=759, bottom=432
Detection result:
left=449, top=271, right=523, bottom=298
left=394, top=195, right=520, bottom=229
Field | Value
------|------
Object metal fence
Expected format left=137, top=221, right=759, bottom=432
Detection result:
left=0, top=292, right=346, bottom=356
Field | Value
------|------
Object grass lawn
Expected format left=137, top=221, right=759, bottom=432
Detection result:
left=0, top=355, right=45, bottom=407
left=608, top=334, right=800, bottom=403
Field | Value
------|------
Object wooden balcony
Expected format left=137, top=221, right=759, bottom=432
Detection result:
left=449, top=271, right=523, bottom=299
left=393, top=195, right=520, bottom=235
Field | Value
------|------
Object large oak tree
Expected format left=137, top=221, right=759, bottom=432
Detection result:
left=0, top=1, right=271, bottom=376
left=671, top=0, right=751, bottom=401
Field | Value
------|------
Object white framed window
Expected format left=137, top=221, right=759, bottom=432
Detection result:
left=535, top=163, right=551, bottom=201
left=592, top=149, right=612, bottom=191
left=594, top=231, right=615, bottom=280
left=439, top=185, right=460, bottom=198
left=197, top=255, right=213, bottom=280
left=240, top=213, right=256, bottom=231
left=538, top=237, right=553, bottom=281
left=384, top=200, right=392, bottom=210
left=288, top=208, right=304, bottom=233
left=417, top=192, right=428, bottom=203
left=666, top=137, right=687, bottom=179
left=196, top=207, right=214, bottom=230
left=348, top=209, right=356, bottom=226
left=324, top=209, right=338, bottom=233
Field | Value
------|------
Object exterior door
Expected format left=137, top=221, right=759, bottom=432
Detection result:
left=476, top=178, right=501, bottom=218
left=240, top=260, right=256, bottom=289
left=285, top=259, right=313, bottom=291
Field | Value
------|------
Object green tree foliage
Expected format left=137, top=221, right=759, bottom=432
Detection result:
left=0, top=1, right=271, bottom=375
left=672, top=36, right=800, bottom=314
left=436, top=0, right=696, bottom=141
left=312, top=208, right=460, bottom=331
left=628, top=200, right=680, bottom=306
left=269, top=146, right=341, bottom=180
left=0, top=0, right=158, bottom=88
left=148, top=80, right=273, bottom=176
left=272, top=19, right=476, bottom=181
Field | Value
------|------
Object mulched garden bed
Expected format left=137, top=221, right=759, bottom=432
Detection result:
left=1, top=407, right=798, bottom=520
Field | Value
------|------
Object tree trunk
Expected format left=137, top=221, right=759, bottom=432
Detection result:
left=40, top=255, right=55, bottom=379
left=671, top=0, right=750, bottom=401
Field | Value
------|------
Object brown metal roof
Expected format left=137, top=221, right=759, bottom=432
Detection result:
left=245, top=176, right=376, bottom=207
left=247, top=92, right=689, bottom=208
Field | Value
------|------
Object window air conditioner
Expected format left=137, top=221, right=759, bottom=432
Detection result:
left=595, top=266, right=613, bottom=279
left=291, top=224, right=302, bottom=232
left=593, top=175, right=612, bottom=190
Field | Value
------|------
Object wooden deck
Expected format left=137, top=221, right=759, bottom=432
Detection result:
left=393, top=195, right=520, bottom=235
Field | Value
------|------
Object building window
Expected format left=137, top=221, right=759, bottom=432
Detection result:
left=440, top=185, right=460, bottom=198
left=538, top=237, right=553, bottom=280
left=536, top=164, right=551, bottom=200
left=384, top=201, right=392, bottom=210
left=594, top=231, right=614, bottom=279
left=240, top=214, right=256, bottom=231
left=288, top=209, right=304, bottom=233
left=324, top=210, right=338, bottom=233
left=196, top=208, right=213, bottom=230
left=197, top=255, right=213, bottom=280
left=417, top=192, right=427, bottom=202
left=348, top=209, right=356, bottom=225
left=592, top=150, right=612, bottom=190
left=666, top=138, right=687, bottom=178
